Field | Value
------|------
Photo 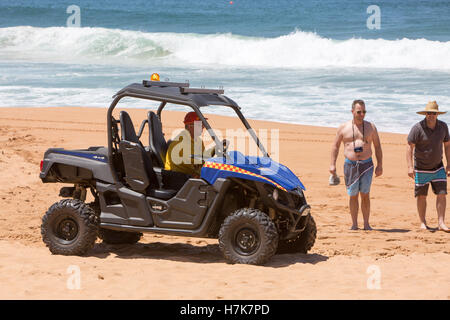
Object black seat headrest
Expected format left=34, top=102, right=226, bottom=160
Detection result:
left=120, top=111, right=140, bottom=143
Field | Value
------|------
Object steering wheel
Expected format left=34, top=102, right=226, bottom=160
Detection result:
left=222, top=139, right=230, bottom=153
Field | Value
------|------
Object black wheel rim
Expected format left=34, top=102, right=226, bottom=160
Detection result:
left=234, top=227, right=259, bottom=256
left=55, top=218, right=79, bottom=243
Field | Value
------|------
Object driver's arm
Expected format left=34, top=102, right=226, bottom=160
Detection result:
left=204, top=144, right=216, bottom=158
left=203, top=139, right=228, bottom=159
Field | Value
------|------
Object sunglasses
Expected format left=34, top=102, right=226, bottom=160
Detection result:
left=426, top=112, right=437, bottom=115
left=356, top=110, right=367, bottom=115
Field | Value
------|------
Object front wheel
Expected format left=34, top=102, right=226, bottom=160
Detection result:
left=41, top=199, right=99, bottom=255
left=218, top=208, right=279, bottom=265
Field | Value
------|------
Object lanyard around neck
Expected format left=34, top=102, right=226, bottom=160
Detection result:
left=352, top=120, right=364, bottom=148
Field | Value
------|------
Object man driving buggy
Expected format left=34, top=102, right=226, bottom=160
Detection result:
left=165, top=111, right=221, bottom=178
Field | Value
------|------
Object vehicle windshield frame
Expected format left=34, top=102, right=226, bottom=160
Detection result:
left=156, top=101, right=269, bottom=158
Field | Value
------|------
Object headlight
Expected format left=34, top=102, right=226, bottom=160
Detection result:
left=299, top=205, right=311, bottom=216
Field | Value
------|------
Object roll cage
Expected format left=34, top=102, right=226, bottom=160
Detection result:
left=107, top=80, right=270, bottom=184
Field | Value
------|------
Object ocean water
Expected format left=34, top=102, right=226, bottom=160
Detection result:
left=0, top=0, right=449, bottom=133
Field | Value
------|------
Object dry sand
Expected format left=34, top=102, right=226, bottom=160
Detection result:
left=0, top=107, right=449, bottom=300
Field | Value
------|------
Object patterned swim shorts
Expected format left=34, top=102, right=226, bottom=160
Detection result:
left=344, top=157, right=374, bottom=196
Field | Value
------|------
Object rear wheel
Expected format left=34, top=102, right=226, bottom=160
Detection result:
left=41, top=199, right=99, bottom=255
left=219, top=208, right=279, bottom=265
left=277, top=215, right=317, bottom=254
left=98, top=229, right=142, bottom=245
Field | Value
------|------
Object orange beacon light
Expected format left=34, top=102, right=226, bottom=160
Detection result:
left=150, top=73, right=160, bottom=81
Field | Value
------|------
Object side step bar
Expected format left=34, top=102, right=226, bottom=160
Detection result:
left=100, top=222, right=210, bottom=238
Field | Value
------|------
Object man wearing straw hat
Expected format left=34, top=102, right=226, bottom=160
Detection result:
left=406, top=101, right=450, bottom=232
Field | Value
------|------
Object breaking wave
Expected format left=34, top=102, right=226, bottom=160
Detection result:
left=1, top=26, right=450, bottom=70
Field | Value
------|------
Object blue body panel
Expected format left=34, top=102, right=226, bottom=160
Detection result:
left=201, top=151, right=305, bottom=191
left=53, top=150, right=108, bottom=163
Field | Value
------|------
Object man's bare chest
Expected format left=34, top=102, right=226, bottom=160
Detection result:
left=342, top=124, right=372, bottom=143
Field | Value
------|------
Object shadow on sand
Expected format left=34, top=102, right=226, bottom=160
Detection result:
left=88, top=242, right=329, bottom=268
left=372, top=228, right=411, bottom=233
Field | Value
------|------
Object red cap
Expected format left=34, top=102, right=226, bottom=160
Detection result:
left=183, top=112, right=206, bottom=124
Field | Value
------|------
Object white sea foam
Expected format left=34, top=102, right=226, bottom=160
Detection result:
left=1, top=26, right=450, bottom=70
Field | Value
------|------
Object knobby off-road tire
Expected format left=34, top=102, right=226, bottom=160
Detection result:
left=219, top=208, right=279, bottom=265
left=277, top=215, right=317, bottom=254
left=98, top=229, right=142, bottom=245
left=41, top=199, right=99, bottom=255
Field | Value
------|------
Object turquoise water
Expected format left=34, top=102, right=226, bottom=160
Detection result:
left=0, top=0, right=449, bottom=133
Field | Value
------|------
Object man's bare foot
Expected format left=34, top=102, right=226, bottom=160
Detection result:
left=420, top=223, right=433, bottom=231
left=363, top=225, right=373, bottom=231
left=350, top=225, right=359, bottom=230
left=438, top=224, right=450, bottom=232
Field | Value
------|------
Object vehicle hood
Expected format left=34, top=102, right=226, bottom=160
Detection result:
left=201, top=151, right=305, bottom=191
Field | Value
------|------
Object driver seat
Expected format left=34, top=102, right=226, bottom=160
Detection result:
left=148, top=111, right=168, bottom=168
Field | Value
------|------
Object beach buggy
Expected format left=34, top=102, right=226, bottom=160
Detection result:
left=39, top=76, right=316, bottom=265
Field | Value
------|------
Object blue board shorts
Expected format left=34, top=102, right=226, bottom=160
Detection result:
left=414, top=163, right=447, bottom=197
left=344, top=158, right=374, bottom=196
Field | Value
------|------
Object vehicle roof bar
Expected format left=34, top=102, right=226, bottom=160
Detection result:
left=180, top=87, right=224, bottom=95
left=142, top=80, right=190, bottom=88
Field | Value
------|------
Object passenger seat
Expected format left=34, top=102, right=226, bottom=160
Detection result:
left=119, top=111, right=177, bottom=200
left=148, top=111, right=168, bottom=168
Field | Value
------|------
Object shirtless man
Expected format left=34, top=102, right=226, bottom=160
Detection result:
left=330, top=100, right=383, bottom=230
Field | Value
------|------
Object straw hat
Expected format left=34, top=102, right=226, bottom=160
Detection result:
left=417, top=101, right=446, bottom=115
